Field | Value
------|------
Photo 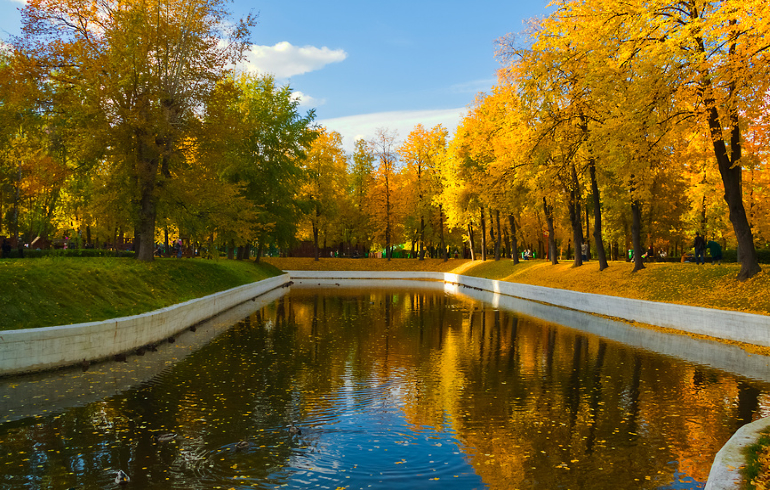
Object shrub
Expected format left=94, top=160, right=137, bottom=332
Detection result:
left=722, top=247, right=770, bottom=264
left=5, top=249, right=135, bottom=259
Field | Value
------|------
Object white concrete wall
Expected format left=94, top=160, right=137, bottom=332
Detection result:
left=0, top=286, right=288, bottom=423
left=705, top=416, right=770, bottom=490
left=0, top=274, right=290, bottom=376
left=287, top=270, right=770, bottom=347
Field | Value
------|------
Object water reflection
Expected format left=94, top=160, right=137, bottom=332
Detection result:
left=1, top=286, right=769, bottom=489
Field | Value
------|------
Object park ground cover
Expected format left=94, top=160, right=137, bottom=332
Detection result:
left=0, top=258, right=282, bottom=330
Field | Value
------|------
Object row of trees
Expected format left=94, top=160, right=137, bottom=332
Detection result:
left=1, top=0, right=768, bottom=280
left=310, top=0, right=770, bottom=279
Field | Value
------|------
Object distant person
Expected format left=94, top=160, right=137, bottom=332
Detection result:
left=1, top=239, right=10, bottom=258
left=707, top=239, right=722, bottom=265
left=693, top=232, right=706, bottom=265
left=647, top=245, right=654, bottom=263
left=581, top=242, right=588, bottom=261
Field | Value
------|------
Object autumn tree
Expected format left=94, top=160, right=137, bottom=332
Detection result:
left=369, top=129, right=400, bottom=260
left=346, top=138, right=376, bottom=253
left=299, top=128, right=348, bottom=260
left=569, top=0, right=770, bottom=279
left=16, top=0, right=254, bottom=261
left=398, top=124, right=448, bottom=260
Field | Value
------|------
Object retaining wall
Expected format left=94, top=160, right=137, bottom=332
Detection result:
left=0, top=274, right=290, bottom=376
left=287, top=270, right=770, bottom=347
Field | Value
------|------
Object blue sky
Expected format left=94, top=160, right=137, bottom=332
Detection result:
left=0, top=0, right=550, bottom=151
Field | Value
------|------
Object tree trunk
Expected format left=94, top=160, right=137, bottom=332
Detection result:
left=228, top=239, right=235, bottom=260
left=631, top=200, right=645, bottom=272
left=480, top=207, right=487, bottom=261
left=508, top=214, right=519, bottom=265
left=494, top=210, right=501, bottom=261
left=705, top=106, right=760, bottom=279
left=568, top=164, right=584, bottom=267
left=135, top=145, right=159, bottom=262
left=312, top=221, right=319, bottom=261
left=419, top=216, right=425, bottom=260
left=502, top=220, right=511, bottom=260
left=543, top=197, right=558, bottom=265
left=254, top=241, right=263, bottom=264
left=585, top=197, right=590, bottom=257
left=468, top=223, right=476, bottom=261
left=589, top=159, right=609, bottom=270
left=439, top=205, right=447, bottom=262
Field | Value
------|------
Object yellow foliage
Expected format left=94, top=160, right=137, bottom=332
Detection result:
left=264, top=257, right=471, bottom=273
left=752, top=445, right=770, bottom=490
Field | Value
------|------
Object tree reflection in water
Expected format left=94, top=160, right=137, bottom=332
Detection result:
left=0, top=286, right=768, bottom=489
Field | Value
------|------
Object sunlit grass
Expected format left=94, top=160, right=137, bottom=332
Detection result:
left=0, top=258, right=282, bottom=330
left=264, top=256, right=472, bottom=273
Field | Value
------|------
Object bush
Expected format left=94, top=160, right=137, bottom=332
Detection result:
left=4, top=248, right=135, bottom=259
left=722, top=247, right=770, bottom=264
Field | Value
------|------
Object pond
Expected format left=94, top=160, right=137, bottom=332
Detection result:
left=1, top=282, right=769, bottom=489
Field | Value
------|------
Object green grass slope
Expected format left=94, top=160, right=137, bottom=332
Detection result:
left=0, top=258, right=282, bottom=330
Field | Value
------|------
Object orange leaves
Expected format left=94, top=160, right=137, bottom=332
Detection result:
left=264, top=257, right=469, bottom=273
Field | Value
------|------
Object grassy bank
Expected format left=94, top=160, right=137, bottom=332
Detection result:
left=265, top=257, right=770, bottom=316
left=5, top=255, right=768, bottom=329
left=0, top=258, right=282, bottom=330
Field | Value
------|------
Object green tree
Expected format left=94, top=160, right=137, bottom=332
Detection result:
left=216, top=74, right=316, bottom=261
left=347, top=138, right=376, bottom=253
left=17, top=0, right=254, bottom=260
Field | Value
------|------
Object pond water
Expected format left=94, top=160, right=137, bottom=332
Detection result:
left=1, top=283, right=770, bottom=490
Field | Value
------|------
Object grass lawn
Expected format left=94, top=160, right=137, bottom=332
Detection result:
left=0, top=257, right=282, bottom=330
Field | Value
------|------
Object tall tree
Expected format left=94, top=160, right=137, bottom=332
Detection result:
left=216, top=74, right=316, bottom=262
left=299, top=128, right=348, bottom=260
left=17, top=0, right=254, bottom=260
left=347, top=138, right=376, bottom=253
left=572, top=0, right=769, bottom=279
left=369, top=129, right=401, bottom=260
left=399, top=124, right=447, bottom=260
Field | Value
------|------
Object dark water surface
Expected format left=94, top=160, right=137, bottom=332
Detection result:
left=1, top=285, right=769, bottom=489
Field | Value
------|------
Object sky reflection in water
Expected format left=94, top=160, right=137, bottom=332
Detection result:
left=1, top=286, right=769, bottom=489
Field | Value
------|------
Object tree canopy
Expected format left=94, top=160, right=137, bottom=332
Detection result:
left=2, top=0, right=769, bottom=279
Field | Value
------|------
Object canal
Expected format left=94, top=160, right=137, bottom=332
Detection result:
left=1, top=282, right=769, bottom=489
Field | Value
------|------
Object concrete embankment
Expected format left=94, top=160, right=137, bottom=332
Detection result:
left=287, top=270, right=770, bottom=347
left=0, top=274, right=291, bottom=376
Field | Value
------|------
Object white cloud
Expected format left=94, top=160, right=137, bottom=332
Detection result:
left=241, top=41, right=347, bottom=78
left=318, top=108, right=466, bottom=154
left=291, top=90, right=325, bottom=108
left=449, top=78, right=497, bottom=95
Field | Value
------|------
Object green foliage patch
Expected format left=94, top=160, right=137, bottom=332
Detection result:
left=0, top=258, right=282, bottom=330
left=744, top=431, right=770, bottom=489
